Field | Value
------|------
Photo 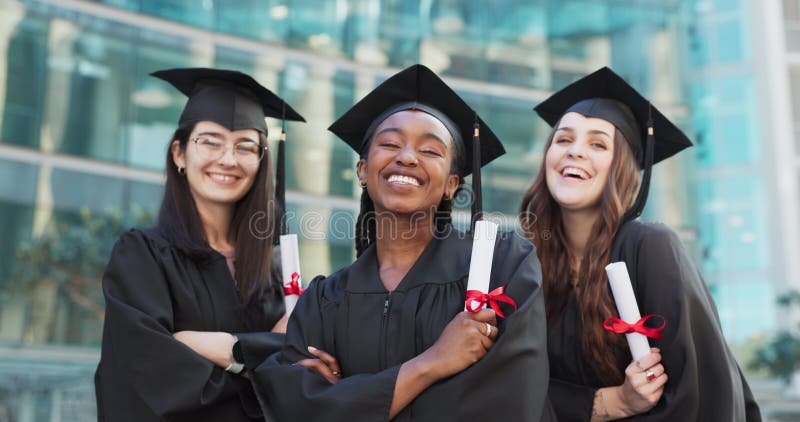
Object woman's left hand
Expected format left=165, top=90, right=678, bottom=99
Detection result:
left=295, top=346, right=342, bottom=384
left=173, top=330, right=237, bottom=369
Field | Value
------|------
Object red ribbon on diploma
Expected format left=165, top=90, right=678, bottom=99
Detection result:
left=283, top=272, right=305, bottom=296
left=603, top=314, right=666, bottom=339
left=465, top=286, right=517, bottom=319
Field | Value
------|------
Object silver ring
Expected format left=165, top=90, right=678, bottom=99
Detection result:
left=484, top=322, right=493, bottom=337
left=645, top=370, right=656, bottom=382
left=331, top=371, right=341, bottom=377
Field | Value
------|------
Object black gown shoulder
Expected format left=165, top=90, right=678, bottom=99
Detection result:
left=251, top=230, right=553, bottom=421
left=548, top=220, right=761, bottom=421
left=95, top=228, right=284, bottom=422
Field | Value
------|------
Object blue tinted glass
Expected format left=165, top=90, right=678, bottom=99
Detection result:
left=1, top=14, right=47, bottom=148
left=0, top=159, right=37, bottom=285
left=717, top=113, right=755, bottom=164
left=716, top=18, right=744, bottom=63
left=714, top=282, right=773, bottom=343
left=714, top=0, right=740, bottom=13
left=714, top=75, right=750, bottom=104
left=141, top=0, right=214, bottom=30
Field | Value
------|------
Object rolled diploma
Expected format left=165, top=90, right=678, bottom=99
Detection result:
left=280, top=234, right=301, bottom=315
left=605, top=261, right=650, bottom=361
left=464, top=220, right=499, bottom=311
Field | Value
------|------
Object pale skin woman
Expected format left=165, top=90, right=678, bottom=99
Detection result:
left=296, top=110, right=500, bottom=418
left=166, top=120, right=288, bottom=370
left=546, top=112, right=667, bottom=420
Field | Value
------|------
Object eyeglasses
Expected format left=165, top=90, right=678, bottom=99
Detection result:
left=191, top=136, right=266, bottom=167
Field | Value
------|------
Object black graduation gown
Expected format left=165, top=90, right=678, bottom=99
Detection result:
left=250, top=230, right=553, bottom=421
left=94, top=229, right=285, bottom=422
left=548, top=220, right=762, bottom=421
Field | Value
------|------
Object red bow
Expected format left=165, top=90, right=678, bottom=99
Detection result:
left=283, top=272, right=305, bottom=296
left=603, top=314, right=666, bottom=339
left=465, top=286, right=517, bottom=319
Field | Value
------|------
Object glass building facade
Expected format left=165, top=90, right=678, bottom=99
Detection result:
left=684, top=0, right=776, bottom=343
left=0, top=0, right=789, bottom=419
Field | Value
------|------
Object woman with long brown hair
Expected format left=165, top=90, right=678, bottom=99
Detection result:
left=94, top=68, right=304, bottom=421
left=520, top=67, right=761, bottom=421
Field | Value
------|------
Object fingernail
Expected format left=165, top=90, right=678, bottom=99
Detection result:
left=307, top=346, right=317, bottom=352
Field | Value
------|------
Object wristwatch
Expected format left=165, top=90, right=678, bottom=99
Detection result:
left=225, top=338, right=246, bottom=374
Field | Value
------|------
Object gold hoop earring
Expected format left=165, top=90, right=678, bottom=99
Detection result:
left=360, top=180, right=367, bottom=188
left=177, top=166, right=186, bottom=175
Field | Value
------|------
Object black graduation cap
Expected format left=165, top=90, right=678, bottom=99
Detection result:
left=152, top=67, right=305, bottom=243
left=328, top=64, right=506, bottom=229
left=151, top=67, right=305, bottom=135
left=533, top=66, right=693, bottom=223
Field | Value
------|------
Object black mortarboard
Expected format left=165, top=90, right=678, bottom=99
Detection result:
left=151, top=67, right=305, bottom=135
left=152, top=67, right=305, bottom=243
left=533, top=67, right=693, bottom=223
left=328, top=64, right=506, bottom=229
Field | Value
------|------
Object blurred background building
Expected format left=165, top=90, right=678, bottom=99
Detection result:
left=0, top=0, right=797, bottom=420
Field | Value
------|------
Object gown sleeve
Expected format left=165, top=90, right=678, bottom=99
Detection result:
left=430, top=233, right=554, bottom=421
left=626, top=225, right=762, bottom=421
left=99, top=230, right=249, bottom=418
left=235, top=331, right=285, bottom=371
left=249, top=275, right=401, bottom=422
left=548, top=378, right=596, bottom=421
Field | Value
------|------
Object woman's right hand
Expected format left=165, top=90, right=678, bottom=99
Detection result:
left=271, top=313, right=289, bottom=333
left=618, top=348, right=667, bottom=415
left=419, top=309, right=499, bottom=379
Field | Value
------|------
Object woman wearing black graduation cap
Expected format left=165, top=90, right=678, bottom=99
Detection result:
left=519, top=67, right=761, bottom=421
left=94, top=68, right=306, bottom=421
left=250, top=64, right=552, bottom=421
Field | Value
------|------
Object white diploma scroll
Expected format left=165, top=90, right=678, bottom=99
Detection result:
left=280, top=234, right=302, bottom=316
left=464, top=220, right=499, bottom=311
left=605, top=261, right=650, bottom=361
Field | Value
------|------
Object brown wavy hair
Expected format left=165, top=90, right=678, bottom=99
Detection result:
left=519, top=121, right=642, bottom=385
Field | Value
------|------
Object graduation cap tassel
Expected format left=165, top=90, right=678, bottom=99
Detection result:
left=470, top=115, right=482, bottom=233
left=274, top=104, right=288, bottom=245
left=621, top=103, right=655, bottom=225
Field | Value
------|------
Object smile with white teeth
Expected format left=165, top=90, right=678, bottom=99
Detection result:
left=387, top=174, right=421, bottom=186
left=209, top=173, right=238, bottom=183
left=561, top=167, right=589, bottom=180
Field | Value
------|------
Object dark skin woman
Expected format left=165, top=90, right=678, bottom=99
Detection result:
left=250, top=64, right=552, bottom=422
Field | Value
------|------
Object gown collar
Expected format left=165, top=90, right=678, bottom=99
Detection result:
left=345, top=229, right=473, bottom=293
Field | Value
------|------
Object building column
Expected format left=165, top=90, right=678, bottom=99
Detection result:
left=290, top=61, right=337, bottom=276
left=751, top=0, right=800, bottom=323
left=24, top=19, right=80, bottom=344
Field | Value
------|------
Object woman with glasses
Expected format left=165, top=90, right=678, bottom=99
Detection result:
left=94, top=68, right=305, bottom=421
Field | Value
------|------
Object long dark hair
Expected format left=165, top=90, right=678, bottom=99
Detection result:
left=519, top=122, right=641, bottom=385
left=156, top=124, right=278, bottom=309
left=354, top=118, right=466, bottom=257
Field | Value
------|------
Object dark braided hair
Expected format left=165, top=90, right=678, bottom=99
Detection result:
left=354, top=116, right=466, bottom=257
left=355, top=188, right=376, bottom=257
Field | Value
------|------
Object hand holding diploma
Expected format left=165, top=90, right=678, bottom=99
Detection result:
left=604, top=262, right=665, bottom=361
left=464, top=221, right=517, bottom=318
